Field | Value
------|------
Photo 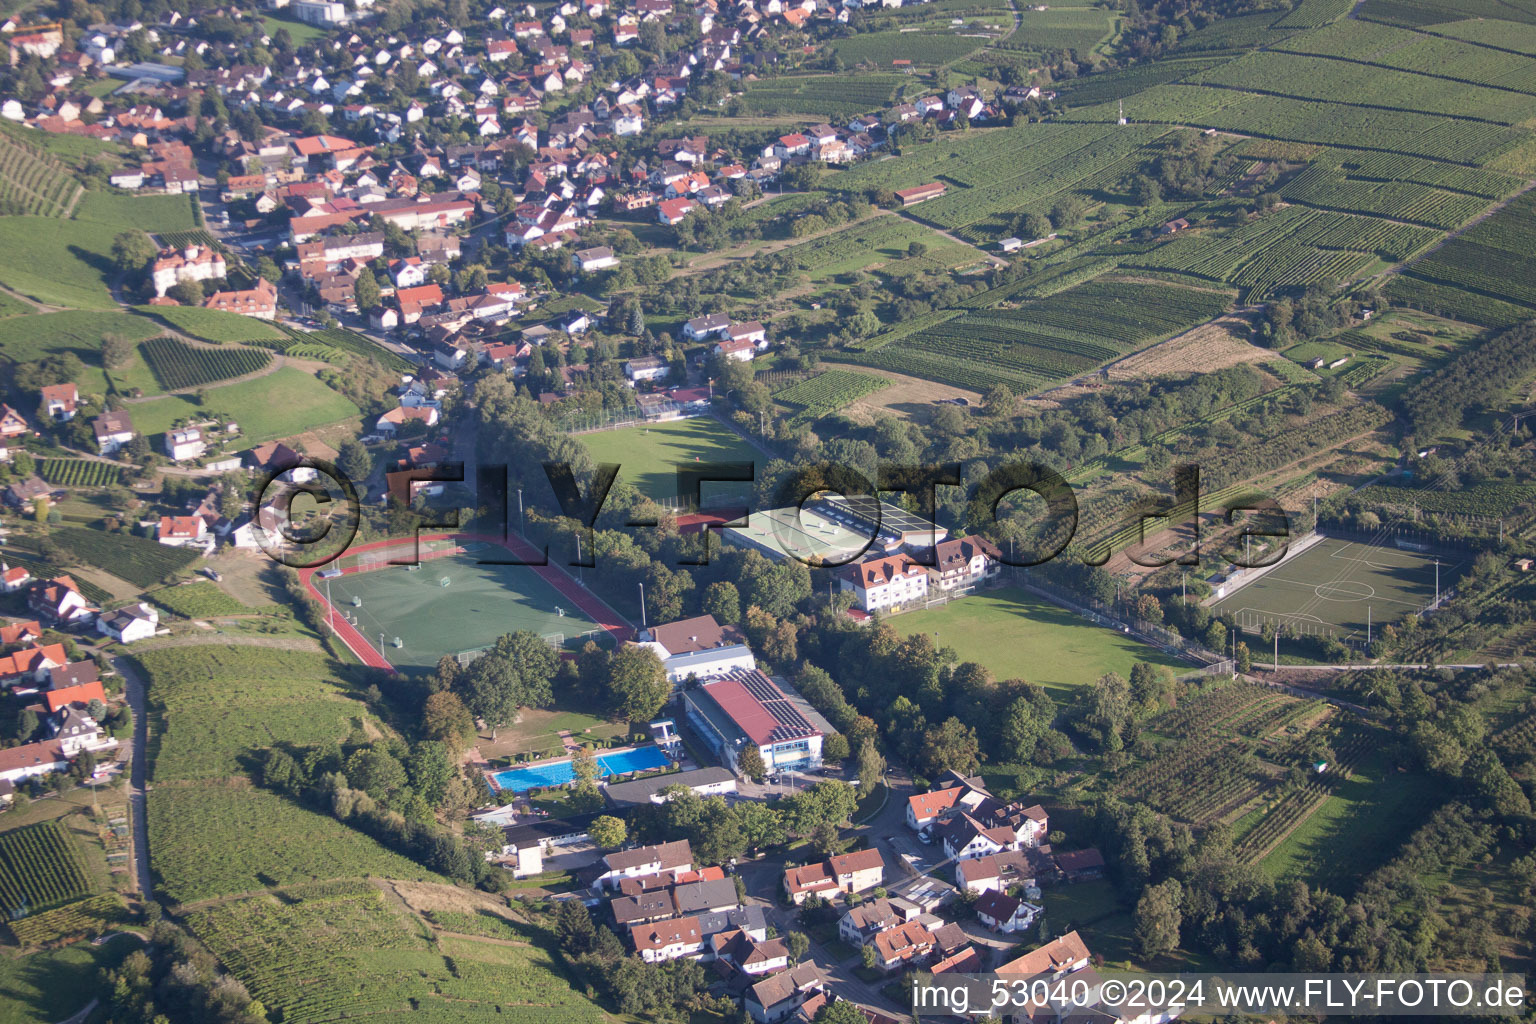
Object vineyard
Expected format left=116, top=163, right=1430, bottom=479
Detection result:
left=148, top=581, right=252, bottom=618
left=37, top=458, right=124, bottom=488
left=1064, top=85, right=1525, bottom=164
left=140, top=336, right=273, bottom=390
left=147, top=784, right=445, bottom=904
left=1359, top=0, right=1536, bottom=29
left=0, top=130, right=79, bottom=217
left=1272, top=0, right=1355, bottom=28
left=184, top=881, right=605, bottom=1024
left=998, top=4, right=1116, bottom=54
left=1187, top=50, right=1536, bottom=125
left=739, top=74, right=905, bottom=117
left=1055, top=57, right=1227, bottom=109
left=1399, top=190, right=1536, bottom=310
left=1114, top=682, right=1323, bottom=824
left=1274, top=17, right=1536, bottom=95
left=158, top=229, right=218, bottom=250
left=7, top=893, right=125, bottom=948
left=268, top=324, right=415, bottom=372
left=1350, top=482, right=1536, bottom=517
left=1280, top=161, right=1494, bottom=230
left=0, top=821, right=94, bottom=917
left=773, top=369, right=888, bottom=424
left=53, top=526, right=201, bottom=588
left=839, top=280, right=1230, bottom=392
left=1383, top=274, right=1530, bottom=329
left=828, top=30, right=984, bottom=67
left=1122, top=206, right=1439, bottom=298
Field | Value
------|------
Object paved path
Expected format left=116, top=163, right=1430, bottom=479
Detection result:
left=114, top=655, right=154, bottom=901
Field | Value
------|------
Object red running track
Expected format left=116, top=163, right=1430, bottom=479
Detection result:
left=299, top=532, right=637, bottom=671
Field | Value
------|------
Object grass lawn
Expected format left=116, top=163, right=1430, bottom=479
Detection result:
left=577, top=416, right=762, bottom=504
left=261, top=13, right=329, bottom=42
left=74, top=190, right=197, bottom=233
left=1259, top=747, right=1433, bottom=892
left=893, top=587, right=1188, bottom=701
left=123, top=366, right=359, bottom=444
left=135, top=304, right=288, bottom=343
left=0, top=309, right=163, bottom=394
left=0, top=216, right=128, bottom=309
left=488, top=706, right=630, bottom=761
left=0, top=939, right=139, bottom=1024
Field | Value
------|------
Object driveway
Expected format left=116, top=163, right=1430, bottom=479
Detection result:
left=114, top=656, right=154, bottom=900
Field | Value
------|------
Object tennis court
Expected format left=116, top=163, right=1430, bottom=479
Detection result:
left=1212, top=536, right=1459, bottom=642
left=316, top=542, right=606, bottom=672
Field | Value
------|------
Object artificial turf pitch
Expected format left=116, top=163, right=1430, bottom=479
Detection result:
left=1211, top=536, right=1459, bottom=642
left=320, top=545, right=603, bottom=671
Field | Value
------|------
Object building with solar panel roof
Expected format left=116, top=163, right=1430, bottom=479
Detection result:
left=682, top=668, right=834, bottom=775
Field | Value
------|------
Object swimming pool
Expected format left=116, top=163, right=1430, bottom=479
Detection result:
left=489, top=745, right=672, bottom=793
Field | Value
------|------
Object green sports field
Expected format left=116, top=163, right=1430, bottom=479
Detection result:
left=892, top=586, right=1188, bottom=701
left=323, top=544, right=603, bottom=671
left=577, top=416, right=761, bottom=505
left=1211, top=536, right=1459, bottom=642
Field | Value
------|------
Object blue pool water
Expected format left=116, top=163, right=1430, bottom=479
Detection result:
left=490, top=745, right=672, bottom=793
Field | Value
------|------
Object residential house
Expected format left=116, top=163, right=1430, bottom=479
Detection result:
left=837, top=898, right=915, bottom=947
left=157, top=515, right=210, bottom=550
left=1, top=564, right=33, bottom=594
left=630, top=915, right=704, bottom=962
left=97, top=602, right=159, bottom=644
left=39, top=384, right=78, bottom=421
left=713, top=337, right=755, bottom=362
left=164, top=427, right=206, bottom=462
left=576, top=245, right=618, bottom=273
left=203, top=278, right=278, bottom=320
left=871, top=920, right=935, bottom=972
left=682, top=312, right=731, bottom=341
left=92, top=411, right=136, bottom=455
left=593, top=840, right=693, bottom=891
left=929, top=535, right=999, bottom=592
left=1055, top=847, right=1106, bottom=882
left=782, top=862, right=838, bottom=905
left=657, top=197, right=697, bottom=224
left=3, top=476, right=50, bottom=510
left=43, top=662, right=104, bottom=714
left=625, top=356, right=670, bottom=383
left=955, top=848, right=1051, bottom=895
left=745, top=964, right=824, bottom=1024
left=828, top=848, right=885, bottom=895
left=996, top=930, right=1091, bottom=979
left=0, top=404, right=28, bottom=439
left=712, top=930, right=789, bottom=975
left=27, top=576, right=95, bottom=625
left=376, top=406, right=440, bottom=435
left=975, top=890, right=1041, bottom=934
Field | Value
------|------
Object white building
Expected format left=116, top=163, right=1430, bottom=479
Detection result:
left=842, top=553, right=928, bottom=612
left=164, top=427, right=206, bottom=462
left=97, top=602, right=159, bottom=644
left=151, top=246, right=227, bottom=297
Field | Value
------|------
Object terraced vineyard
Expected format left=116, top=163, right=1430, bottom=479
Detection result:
left=140, top=336, right=273, bottom=390
left=37, top=458, right=124, bottom=488
left=268, top=324, right=414, bottom=372
left=0, top=822, right=94, bottom=917
left=0, top=131, right=78, bottom=217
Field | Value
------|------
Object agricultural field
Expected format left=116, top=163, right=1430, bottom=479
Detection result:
left=831, top=121, right=1166, bottom=241
left=739, top=74, right=906, bottom=117
left=1357, top=0, right=1536, bottom=27
left=51, top=526, right=201, bottom=588
left=1116, top=682, right=1325, bottom=825
left=892, top=586, right=1187, bottom=702
left=183, top=880, right=604, bottom=1024
left=0, top=821, right=93, bottom=917
left=578, top=416, right=761, bottom=504
left=1055, top=57, right=1227, bottom=109
left=0, top=130, right=79, bottom=218
left=997, top=4, right=1117, bottom=54
left=1063, top=85, right=1525, bottom=165
left=148, top=581, right=253, bottom=618
left=839, top=279, right=1231, bottom=393
left=135, top=646, right=381, bottom=782
left=122, top=365, right=361, bottom=443
left=0, top=548, right=113, bottom=605
left=7, top=893, right=126, bottom=948
left=827, top=29, right=986, bottom=67
left=139, top=335, right=273, bottom=390
left=773, top=369, right=889, bottom=424
left=1397, top=189, right=1536, bottom=311
left=138, top=304, right=288, bottom=344
left=1122, top=205, right=1440, bottom=299
left=36, top=459, right=123, bottom=488
left=1350, top=482, right=1536, bottom=518
left=0, top=216, right=137, bottom=309
left=1272, top=17, right=1536, bottom=95
left=777, top=214, right=975, bottom=278
left=147, top=784, right=445, bottom=905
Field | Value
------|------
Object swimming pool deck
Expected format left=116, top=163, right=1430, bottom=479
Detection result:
left=485, top=744, right=676, bottom=793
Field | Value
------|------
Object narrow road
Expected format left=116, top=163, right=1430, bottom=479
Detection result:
left=114, top=655, right=154, bottom=901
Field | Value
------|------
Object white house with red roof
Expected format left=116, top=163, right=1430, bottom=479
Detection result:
left=39, top=384, right=78, bottom=421
left=842, top=553, right=928, bottom=612
left=1, top=561, right=33, bottom=594
left=27, top=576, right=95, bottom=625
left=157, top=515, right=211, bottom=551
left=712, top=337, right=755, bottom=362
left=657, top=197, right=697, bottom=225
left=0, top=404, right=29, bottom=439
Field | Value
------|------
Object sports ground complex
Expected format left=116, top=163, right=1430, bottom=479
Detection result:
left=1212, top=535, right=1461, bottom=644
left=301, top=534, right=633, bottom=672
